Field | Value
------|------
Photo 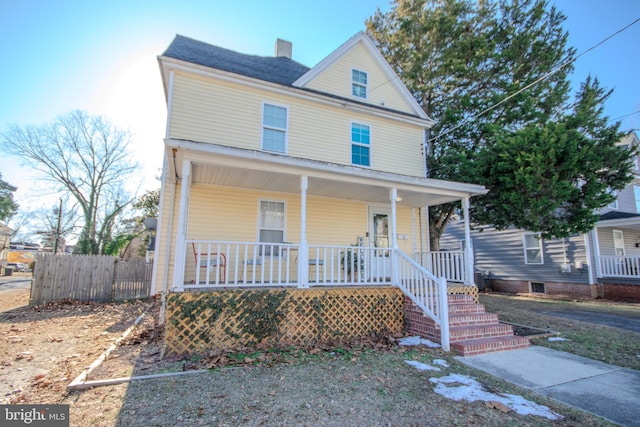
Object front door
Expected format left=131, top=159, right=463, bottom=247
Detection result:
left=368, top=207, right=391, bottom=279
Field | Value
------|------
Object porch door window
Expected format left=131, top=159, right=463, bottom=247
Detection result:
left=373, top=213, right=389, bottom=253
left=523, top=233, right=543, bottom=264
left=613, top=230, right=625, bottom=257
left=262, top=103, right=287, bottom=153
left=259, top=200, right=285, bottom=255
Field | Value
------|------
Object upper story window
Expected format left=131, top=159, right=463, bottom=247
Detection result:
left=262, top=103, right=287, bottom=153
left=634, top=186, right=640, bottom=212
left=523, top=233, right=543, bottom=264
left=351, top=122, right=370, bottom=167
left=352, top=69, right=367, bottom=99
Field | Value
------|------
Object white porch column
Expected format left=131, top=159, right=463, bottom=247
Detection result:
left=583, top=233, right=597, bottom=285
left=591, top=228, right=602, bottom=279
left=298, top=176, right=309, bottom=288
left=171, top=159, right=191, bottom=291
left=390, top=188, right=400, bottom=285
left=462, top=197, right=474, bottom=285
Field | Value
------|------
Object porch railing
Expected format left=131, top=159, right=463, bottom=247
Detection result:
left=414, top=250, right=466, bottom=283
left=396, top=251, right=450, bottom=351
left=599, top=255, right=640, bottom=278
left=183, top=240, right=451, bottom=350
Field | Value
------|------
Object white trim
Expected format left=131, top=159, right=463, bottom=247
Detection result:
left=261, top=101, right=289, bottom=154
left=167, top=139, right=487, bottom=200
left=583, top=233, right=596, bottom=284
left=172, top=159, right=192, bottom=290
left=591, top=229, right=602, bottom=278
left=159, top=57, right=433, bottom=128
left=462, top=197, right=474, bottom=284
left=613, top=229, right=625, bottom=256
left=523, top=232, right=544, bottom=265
left=164, top=70, right=174, bottom=139
left=292, top=32, right=429, bottom=121
left=257, top=199, right=287, bottom=245
left=351, top=68, right=368, bottom=100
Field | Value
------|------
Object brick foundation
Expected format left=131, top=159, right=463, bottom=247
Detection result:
left=603, top=283, right=640, bottom=302
left=488, top=279, right=595, bottom=300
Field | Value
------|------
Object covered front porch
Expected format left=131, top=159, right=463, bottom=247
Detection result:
left=156, top=140, right=485, bottom=292
left=591, top=212, right=640, bottom=283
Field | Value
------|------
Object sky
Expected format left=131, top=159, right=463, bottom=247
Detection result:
left=1, top=0, right=639, bottom=219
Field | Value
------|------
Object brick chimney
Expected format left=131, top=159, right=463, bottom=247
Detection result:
left=275, top=39, right=292, bottom=59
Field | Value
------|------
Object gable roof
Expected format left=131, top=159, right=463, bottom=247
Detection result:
left=160, top=33, right=431, bottom=123
left=292, top=32, right=429, bottom=121
left=162, top=35, right=311, bottom=86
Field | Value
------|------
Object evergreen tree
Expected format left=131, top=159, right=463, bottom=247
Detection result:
left=367, top=0, right=632, bottom=246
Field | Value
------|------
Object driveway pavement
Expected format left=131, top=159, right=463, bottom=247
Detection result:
left=0, top=276, right=31, bottom=291
left=536, top=309, right=640, bottom=333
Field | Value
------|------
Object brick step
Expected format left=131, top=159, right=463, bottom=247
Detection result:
left=447, top=293, right=475, bottom=303
left=447, top=302, right=486, bottom=314
left=449, top=323, right=515, bottom=342
left=449, top=312, right=499, bottom=327
left=452, top=336, right=530, bottom=357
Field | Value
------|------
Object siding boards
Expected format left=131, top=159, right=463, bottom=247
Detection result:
left=168, top=73, right=425, bottom=177
left=442, top=221, right=590, bottom=284
left=304, top=42, right=416, bottom=114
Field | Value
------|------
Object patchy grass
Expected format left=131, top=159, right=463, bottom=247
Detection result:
left=481, top=293, right=640, bottom=370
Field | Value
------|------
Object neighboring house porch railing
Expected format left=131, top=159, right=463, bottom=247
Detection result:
left=598, top=255, right=640, bottom=278
left=414, top=250, right=466, bottom=283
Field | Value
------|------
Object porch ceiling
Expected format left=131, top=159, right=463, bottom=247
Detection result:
left=167, top=140, right=487, bottom=207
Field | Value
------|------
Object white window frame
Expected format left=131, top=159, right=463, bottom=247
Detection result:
left=257, top=200, right=286, bottom=253
left=351, top=68, right=368, bottom=99
left=523, top=232, right=543, bottom=265
left=613, top=229, right=625, bottom=257
left=261, top=102, right=288, bottom=154
left=350, top=121, right=371, bottom=167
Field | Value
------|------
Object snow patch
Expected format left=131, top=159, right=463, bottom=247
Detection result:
left=429, top=374, right=563, bottom=420
left=398, top=336, right=440, bottom=348
left=404, top=360, right=441, bottom=371
left=548, top=337, right=570, bottom=342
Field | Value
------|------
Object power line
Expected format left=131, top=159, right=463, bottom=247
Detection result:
left=428, top=16, right=640, bottom=143
left=611, top=110, right=640, bottom=122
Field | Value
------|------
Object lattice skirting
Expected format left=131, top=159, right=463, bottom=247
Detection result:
left=165, top=287, right=405, bottom=357
left=448, top=285, right=479, bottom=303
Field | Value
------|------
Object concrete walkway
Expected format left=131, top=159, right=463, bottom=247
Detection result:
left=456, top=346, right=640, bottom=427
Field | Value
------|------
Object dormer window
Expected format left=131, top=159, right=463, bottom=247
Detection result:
left=352, top=69, right=367, bottom=99
left=262, top=103, right=287, bottom=153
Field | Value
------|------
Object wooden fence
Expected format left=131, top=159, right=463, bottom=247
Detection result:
left=30, top=254, right=152, bottom=305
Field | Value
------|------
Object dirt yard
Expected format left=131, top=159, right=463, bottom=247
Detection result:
left=0, top=286, right=617, bottom=427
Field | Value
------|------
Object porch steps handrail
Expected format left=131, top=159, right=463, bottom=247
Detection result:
left=395, top=249, right=450, bottom=351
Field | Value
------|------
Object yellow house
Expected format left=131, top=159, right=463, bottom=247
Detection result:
left=153, top=33, right=525, bottom=355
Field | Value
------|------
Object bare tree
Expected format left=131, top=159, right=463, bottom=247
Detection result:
left=0, top=110, right=138, bottom=254
left=32, top=199, right=79, bottom=253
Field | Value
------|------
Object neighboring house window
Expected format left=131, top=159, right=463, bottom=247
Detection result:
left=262, top=103, right=287, bottom=153
left=352, top=69, right=367, bottom=99
left=613, top=230, right=625, bottom=257
left=608, top=188, right=618, bottom=209
left=635, top=186, right=640, bottom=212
left=523, top=233, right=543, bottom=264
left=351, top=122, right=370, bottom=166
left=259, top=200, right=285, bottom=255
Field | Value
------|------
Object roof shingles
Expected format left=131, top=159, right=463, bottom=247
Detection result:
left=162, top=35, right=310, bottom=86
